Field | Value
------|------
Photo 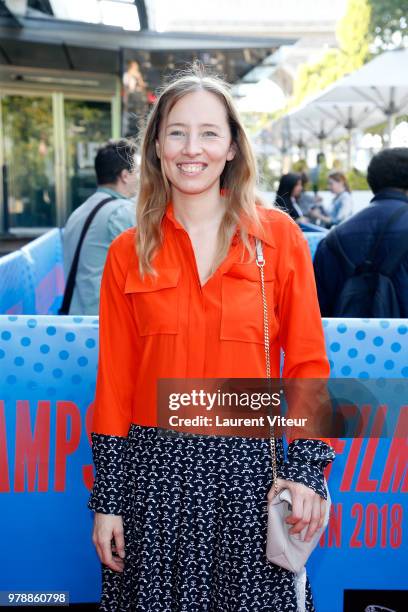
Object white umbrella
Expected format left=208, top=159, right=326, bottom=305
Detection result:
left=315, top=48, right=408, bottom=143
left=285, top=102, right=361, bottom=143
left=278, top=102, right=357, bottom=166
left=293, top=100, right=384, bottom=168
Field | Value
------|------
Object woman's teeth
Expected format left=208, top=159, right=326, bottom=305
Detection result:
left=177, top=163, right=206, bottom=174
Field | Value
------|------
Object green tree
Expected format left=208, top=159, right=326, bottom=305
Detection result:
left=292, top=0, right=371, bottom=105
left=368, top=0, right=408, bottom=49
left=337, top=0, right=372, bottom=68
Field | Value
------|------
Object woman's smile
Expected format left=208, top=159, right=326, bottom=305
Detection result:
left=176, top=162, right=208, bottom=176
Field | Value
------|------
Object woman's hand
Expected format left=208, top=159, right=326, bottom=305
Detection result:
left=307, top=207, right=320, bottom=220
left=308, top=208, right=332, bottom=225
left=267, top=478, right=327, bottom=542
left=92, top=513, right=126, bottom=572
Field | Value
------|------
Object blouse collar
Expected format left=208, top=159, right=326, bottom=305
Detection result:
left=164, top=201, right=276, bottom=249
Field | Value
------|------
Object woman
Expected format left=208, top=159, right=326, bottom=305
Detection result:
left=275, top=173, right=308, bottom=223
left=88, top=67, right=335, bottom=612
left=309, top=172, right=353, bottom=228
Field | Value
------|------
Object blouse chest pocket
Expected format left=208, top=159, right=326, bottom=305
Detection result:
left=220, top=263, right=278, bottom=344
left=124, top=266, right=180, bottom=336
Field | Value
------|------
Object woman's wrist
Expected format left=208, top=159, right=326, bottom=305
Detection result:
left=277, top=438, right=335, bottom=499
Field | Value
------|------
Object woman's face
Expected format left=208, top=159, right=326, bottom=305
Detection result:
left=328, top=178, right=344, bottom=194
left=292, top=180, right=302, bottom=198
left=156, top=90, right=236, bottom=198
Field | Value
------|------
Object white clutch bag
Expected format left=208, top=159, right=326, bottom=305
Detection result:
left=255, top=239, right=332, bottom=573
left=266, top=480, right=331, bottom=573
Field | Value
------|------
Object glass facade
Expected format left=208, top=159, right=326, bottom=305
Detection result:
left=0, top=76, right=117, bottom=232
left=1, top=95, right=56, bottom=228
left=64, top=99, right=112, bottom=215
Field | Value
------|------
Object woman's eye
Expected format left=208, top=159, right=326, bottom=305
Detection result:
left=169, top=130, right=185, bottom=137
left=202, top=131, right=218, bottom=137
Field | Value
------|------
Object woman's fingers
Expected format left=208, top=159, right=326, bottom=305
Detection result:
left=268, top=480, right=329, bottom=540
left=113, top=525, right=126, bottom=560
left=319, top=497, right=327, bottom=529
left=286, top=488, right=306, bottom=534
left=92, top=514, right=126, bottom=573
left=289, top=495, right=312, bottom=536
left=304, top=494, right=322, bottom=541
left=99, top=538, right=125, bottom=572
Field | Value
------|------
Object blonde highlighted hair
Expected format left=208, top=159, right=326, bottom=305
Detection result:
left=135, top=63, right=266, bottom=276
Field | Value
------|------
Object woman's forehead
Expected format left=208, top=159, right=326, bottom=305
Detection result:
left=165, top=90, right=229, bottom=125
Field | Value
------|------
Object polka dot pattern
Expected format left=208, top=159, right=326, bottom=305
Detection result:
left=0, top=316, right=98, bottom=404
left=324, top=318, right=408, bottom=378
left=0, top=315, right=406, bottom=416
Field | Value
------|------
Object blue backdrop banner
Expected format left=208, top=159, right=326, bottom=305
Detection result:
left=0, top=315, right=406, bottom=609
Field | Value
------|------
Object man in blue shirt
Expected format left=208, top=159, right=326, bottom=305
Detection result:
left=63, top=139, right=137, bottom=315
left=313, top=147, right=408, bottom=317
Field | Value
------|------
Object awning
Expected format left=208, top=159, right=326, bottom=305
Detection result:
left=0, top=14, right=294, bottom=82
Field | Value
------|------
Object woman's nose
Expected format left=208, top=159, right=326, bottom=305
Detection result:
left=182, top=133, right=203, bottom=155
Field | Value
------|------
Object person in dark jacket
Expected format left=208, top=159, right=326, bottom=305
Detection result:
left=313, top=147, right=408, bottom=316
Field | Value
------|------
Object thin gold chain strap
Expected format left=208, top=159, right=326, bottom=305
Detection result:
left=255, top=239, right=279, bottom=496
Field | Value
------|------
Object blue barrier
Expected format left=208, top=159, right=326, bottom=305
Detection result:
left=0, top=315, right=406, bottom=609
left=0, top=229, right=65, bottom=315
left=303, top=231, right=326, bottom=260
left=299, top=222, right=328, bottom=233
left=21, top=228, right=65, bottom=314
left=0, top=251, right=35, bottom=314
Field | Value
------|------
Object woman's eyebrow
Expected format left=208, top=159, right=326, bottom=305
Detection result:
left=166, top=122, right=221, bottom=128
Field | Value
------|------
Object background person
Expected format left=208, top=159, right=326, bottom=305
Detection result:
left=313, top=147, right=408, bottom=316
left=122, top=60, right=149, bottom=137
left=309, top=152, right=326, bottom=195
left=296, top=172, right=317, bottom=214
left=309, top=171, right=353, bottom=228
left=275, top=172, right=309, bottom=223
left=62, top=139, right=137, bottom=315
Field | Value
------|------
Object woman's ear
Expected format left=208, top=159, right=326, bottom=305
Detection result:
left=226, top=142, right=236, bottom=162
left=155, top=139, right=161, bottom=159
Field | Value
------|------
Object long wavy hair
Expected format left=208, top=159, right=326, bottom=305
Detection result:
left=135, top=64, right=267, bottom=276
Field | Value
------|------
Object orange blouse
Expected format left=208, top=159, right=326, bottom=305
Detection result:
left=92, top=203, right=331, bottom=445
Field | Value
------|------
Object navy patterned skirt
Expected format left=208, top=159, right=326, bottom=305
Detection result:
left=98, top=424, right=316, bottom=612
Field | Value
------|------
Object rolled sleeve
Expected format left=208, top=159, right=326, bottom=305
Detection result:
left=278, top=438, right=335, bottom=499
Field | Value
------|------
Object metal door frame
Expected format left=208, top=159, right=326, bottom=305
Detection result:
left=0, top=68, right=120, bottom=233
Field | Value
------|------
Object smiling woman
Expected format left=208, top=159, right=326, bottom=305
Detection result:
left=87, top=63, right=335, bottom=612
left=156, top=93, right=236, bottom=197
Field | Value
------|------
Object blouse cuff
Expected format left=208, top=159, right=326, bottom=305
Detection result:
left=277, top=438, right=335, bottom=500
left=87, top=433, right=129, bottom=515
